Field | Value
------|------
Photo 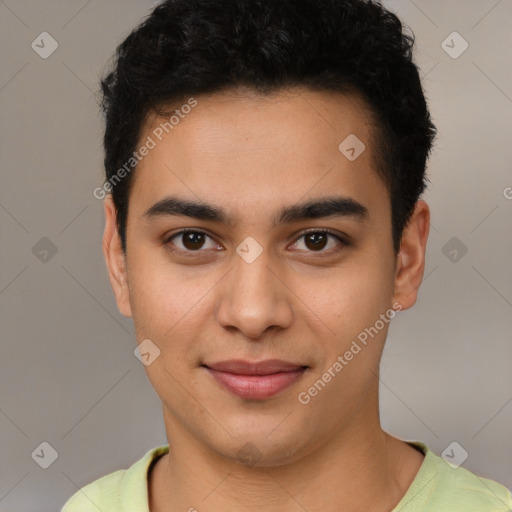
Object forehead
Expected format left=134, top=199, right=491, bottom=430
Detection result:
left=128, top=87, right=388, bottom=226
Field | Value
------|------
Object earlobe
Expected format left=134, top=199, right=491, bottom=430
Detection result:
left=392, top=200, right=430, bottom=311
left=102, top=195, right=133, bottom=318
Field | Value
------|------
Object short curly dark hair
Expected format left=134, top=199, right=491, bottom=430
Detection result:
left=99, top=0, right=436, bottom=254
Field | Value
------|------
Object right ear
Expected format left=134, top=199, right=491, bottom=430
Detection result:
left=102, top=195, right=133, bottom=318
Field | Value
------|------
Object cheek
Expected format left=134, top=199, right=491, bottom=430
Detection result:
left=295, top=261, right=394, bottom=411
left=127, top=262, right=200, bottom=388
left=127, top=251, right=215, bottom=346
left=302, top=252, right=394, bottom=351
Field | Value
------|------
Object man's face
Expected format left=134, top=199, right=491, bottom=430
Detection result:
left=106, top=88, right=416, bottom=466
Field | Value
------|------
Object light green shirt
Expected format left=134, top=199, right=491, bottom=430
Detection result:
left=61, top=441, right=511, bottom=511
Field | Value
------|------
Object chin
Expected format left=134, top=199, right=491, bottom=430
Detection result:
left=212, top=429, right=309, bottom=468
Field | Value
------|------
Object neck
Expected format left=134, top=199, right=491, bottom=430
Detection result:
left=149, top=402, right=422, bottom=512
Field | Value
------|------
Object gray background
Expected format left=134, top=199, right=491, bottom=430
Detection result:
left=0, top=0, right=511, bottom=510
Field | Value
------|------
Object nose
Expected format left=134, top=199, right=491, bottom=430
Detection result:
left=216, top=246, right=293, bottom=340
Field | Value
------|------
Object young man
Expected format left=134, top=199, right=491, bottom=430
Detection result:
left=63, top=0, right=511, bottom=510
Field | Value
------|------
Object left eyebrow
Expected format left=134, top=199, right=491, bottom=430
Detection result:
left=142, top=195, right=369, bottom=227
left=276, top=196, right=369, bottom=225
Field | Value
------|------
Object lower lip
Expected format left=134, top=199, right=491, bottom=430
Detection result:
left=205, top=367, right=306, bottom=399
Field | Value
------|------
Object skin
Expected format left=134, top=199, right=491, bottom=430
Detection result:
left=103, top=87, right=429, bottom=512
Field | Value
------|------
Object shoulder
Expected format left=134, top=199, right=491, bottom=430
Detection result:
left=427, top=451, right=511, bottom=510
left=61, top=445, right=169, bottom=512
left=399, top=441, right=512, bottom=511
left=61, top=468, right=125, bottom=511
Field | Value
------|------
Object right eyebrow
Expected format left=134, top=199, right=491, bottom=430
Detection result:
left=142, top=196, right=234, bottom=226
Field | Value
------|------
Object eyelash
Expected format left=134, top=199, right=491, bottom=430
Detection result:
left=163, top=228, right=349, bottom=256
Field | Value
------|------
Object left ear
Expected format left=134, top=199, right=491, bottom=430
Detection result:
left=392, top=199, right=430, bottom=310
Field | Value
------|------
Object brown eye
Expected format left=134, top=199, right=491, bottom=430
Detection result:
left=290, top=229, right=347, bottom=254
left=166, top=230, right=219, bottom=252
left=304, top=232, right=329, bottom=251
left=181, top=232, right=206, bottom=250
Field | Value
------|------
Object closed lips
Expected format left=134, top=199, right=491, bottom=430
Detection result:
left=203, top=359, right=308, bottom=375
left=202, top=359, right=309, bottom=400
